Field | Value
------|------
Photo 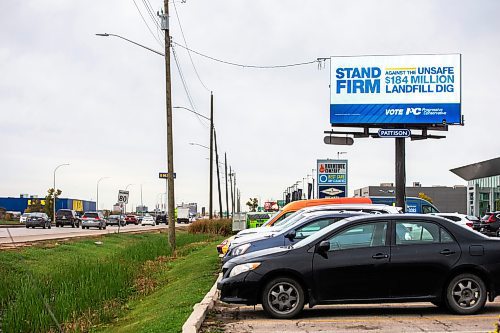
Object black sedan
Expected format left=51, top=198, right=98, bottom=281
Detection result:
left=218, top=214, right=500, bottom=318
left=25, top=212, right=51, bottom=229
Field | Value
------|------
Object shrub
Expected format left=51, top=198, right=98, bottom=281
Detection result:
left=188, top=218, right=232, bottom=236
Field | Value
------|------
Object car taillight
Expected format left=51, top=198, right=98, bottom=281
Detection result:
left=95, top=217, right=100, bottom=220
left=466, top=222, right=473, bottom=228
left=486, top=215, right=496, bottom=223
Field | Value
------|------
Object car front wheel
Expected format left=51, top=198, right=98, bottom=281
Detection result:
left=261, top=277, right=305, bottom=319
left=446, top=273, right=486, bottom=315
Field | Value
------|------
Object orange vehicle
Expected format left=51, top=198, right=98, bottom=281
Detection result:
left=263, top=197, right=372, bottom=227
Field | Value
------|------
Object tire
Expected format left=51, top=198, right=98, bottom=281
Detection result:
left=103, top=225, right=106, bottom=230
left=445, top=273, right=486, bottom=315
left=496, top=230, right=500, bottom=237
left=26, top=225, right=29, bottom=228
left=43, top=224, right=46, bottom=229
left=261, top=277, right=305, bottom=319
left=48, top=224, right=51, bottom=229
left=71, top=223, right=75, bottom=228
left=98, top=226, right=102, bottom=230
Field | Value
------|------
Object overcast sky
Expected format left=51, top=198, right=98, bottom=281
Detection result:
left=1, top=0, right=499, bottom=213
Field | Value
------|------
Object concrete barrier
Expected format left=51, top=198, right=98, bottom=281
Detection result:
left=182, top=273, right=222, bottom=333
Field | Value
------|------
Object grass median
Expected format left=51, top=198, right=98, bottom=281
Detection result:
left=0, top=230, right=222, bottom=333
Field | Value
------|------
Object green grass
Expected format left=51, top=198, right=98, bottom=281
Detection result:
left=99, top=240, right=222, bottom=333
left=0, top=231, right=221, bottom=333
left=0, top=219, right=21, bottom=225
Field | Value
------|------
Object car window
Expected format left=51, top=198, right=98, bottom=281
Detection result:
left=440, top=228, right=454, bottom=243
left=325, top=222, right=388, bottom=251
left=395, top=221, right=440, bottom=245
left=294, top=218, right=338, bottom=240
left=83, top=213, right=98, bottom=218
left=440, top=215, right=461, bottom=222
left=422, top=205, right=439, bottom=214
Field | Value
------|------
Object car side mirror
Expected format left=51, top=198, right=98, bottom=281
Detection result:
left=317, top=240, right=330, bottom=253
left=285, top=230, right=296, bottom=240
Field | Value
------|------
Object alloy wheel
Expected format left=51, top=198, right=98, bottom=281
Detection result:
left=267, top=282, right=299, bottom=315
left=451, top=278, right=481, bottom=309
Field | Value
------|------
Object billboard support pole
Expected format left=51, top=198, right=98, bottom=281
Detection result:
left=395, top=138, right=406, bottom=212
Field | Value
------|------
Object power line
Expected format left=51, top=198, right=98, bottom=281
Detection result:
left=171, top=40, right=320, bottom=69
left=172, top=0, right=210, bottom=92
left=171, top=45, right=209, bottom=128
left=131, top=0, right=164, bottom=48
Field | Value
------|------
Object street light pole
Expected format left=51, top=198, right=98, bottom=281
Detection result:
left=53, top=163, right=70, bottom=225
left=209, top=93, right=214, bottom=219
left=97, top=177, right=110, bottom=212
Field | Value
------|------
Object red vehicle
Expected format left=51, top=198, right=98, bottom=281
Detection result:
left=125, top=215, right=138, bottom=225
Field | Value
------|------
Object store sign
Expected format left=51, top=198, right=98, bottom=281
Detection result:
left=330, top=54, right=461, bottom=125
left=317, top=159, right=348, bottom=198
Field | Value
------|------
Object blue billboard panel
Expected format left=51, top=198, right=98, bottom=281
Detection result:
left=330, top=54, right=461, bottom=125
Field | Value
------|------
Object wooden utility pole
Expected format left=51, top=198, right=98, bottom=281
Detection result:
left=209, top=92, right=214, bottom=219
left=160, top=0, right=175, bottom=250
left=214, top=129, right=223, bottom=218
left=225, top=153, right=229, bottom=218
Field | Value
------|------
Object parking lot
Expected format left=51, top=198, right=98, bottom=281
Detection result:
left=203, top=300, right=500, bottom=333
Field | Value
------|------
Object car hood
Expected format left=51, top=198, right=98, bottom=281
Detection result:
left=236, top=226, right=280, bottom=237
left=230, top=232, right=277, bottom=247
left=225, top=245, right=291, bottom=267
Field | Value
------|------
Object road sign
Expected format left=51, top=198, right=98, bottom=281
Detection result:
left=159, top=172, right=176, bottom=179
left=118, top=190, right=129, bottom=204
left=378, top=129, right=411, bottom=138
left=324, top=136, right=354, bottom=145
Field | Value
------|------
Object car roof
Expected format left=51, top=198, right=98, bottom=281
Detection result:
left=298, top=204, right=400, bottom=213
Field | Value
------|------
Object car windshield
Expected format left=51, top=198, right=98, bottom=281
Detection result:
left=31, top=213, right=45, bottom=218
left=83, top=213, right=98, bottom=218
left=466, top=216, right=479, bottom=221
left=272, top=210, right=304, bottom=228
left=481, top=214, right=492, bottom=220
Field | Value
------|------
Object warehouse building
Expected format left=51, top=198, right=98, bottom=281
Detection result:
left=450, top=157, right=500, bottom=217
left=0, top=195, right=96, bottom=213
left=354, top=183, right=467, bottom=214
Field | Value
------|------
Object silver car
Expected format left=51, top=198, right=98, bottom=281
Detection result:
left=81, top=211, right=107, bottom=230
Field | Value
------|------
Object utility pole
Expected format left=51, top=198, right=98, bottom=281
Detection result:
left=160, top=1, right=175, bottom=250
left=214, top=129, right=223, bottom=218
left=209, top=92, right=214, bottom=219
left=225, top=153, right=229, bottom=218
left=229, top=167, right=234, bottom=216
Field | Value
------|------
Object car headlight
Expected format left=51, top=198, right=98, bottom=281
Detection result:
left=232, top=243, right=251, bottom=256
left=229, top=262, right=261, bottom=278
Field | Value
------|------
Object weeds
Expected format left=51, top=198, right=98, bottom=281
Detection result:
left=188, top=219, right=232, bottom=236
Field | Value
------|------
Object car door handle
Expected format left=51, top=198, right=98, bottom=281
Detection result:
left=440, top=249, right=456, bottom=255
left=372, top=253, right=389, bottom=259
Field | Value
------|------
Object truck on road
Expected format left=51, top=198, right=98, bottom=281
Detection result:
left=177, top=207, right=190, bottom=224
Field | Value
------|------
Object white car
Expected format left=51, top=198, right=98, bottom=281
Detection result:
left=141, top=215, right=155, bottom=226
left=19, top=213, right=32, bottom=224
left=430, top=212, right=478, bottom=229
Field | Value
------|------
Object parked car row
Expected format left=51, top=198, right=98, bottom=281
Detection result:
left=217, top=201, right=500, bottom=319
left=21, top=209, right=160, bottom=230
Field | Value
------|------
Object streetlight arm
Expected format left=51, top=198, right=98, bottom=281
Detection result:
left=96, top=33, right=165, bottom=57
left=173, top=106, right=210, bottom=121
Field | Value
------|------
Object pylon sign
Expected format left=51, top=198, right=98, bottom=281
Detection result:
left=317, top=159, right=348, bottom=198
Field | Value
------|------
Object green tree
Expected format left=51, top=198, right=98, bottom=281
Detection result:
left=44, top=188, right=62, bottom=220
left=246, top=198, right=258, bottom=212
left=24, top=199, right=45, bottom=213
left=418, top=192, right=433, bottom=203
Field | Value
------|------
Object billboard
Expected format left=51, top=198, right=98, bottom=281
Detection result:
left=330, top=54, right=461, bottom=125
left=317, top=159, right=348, bottom=198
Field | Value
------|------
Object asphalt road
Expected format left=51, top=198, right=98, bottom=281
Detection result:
left=203, top=300, right=500, bottom=333
left=0, top=223, right=170, bottom=246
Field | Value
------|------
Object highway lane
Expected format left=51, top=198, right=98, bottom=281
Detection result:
left=0, top=223, right=170, bottom=246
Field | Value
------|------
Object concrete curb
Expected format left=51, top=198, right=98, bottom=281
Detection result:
left=182, top=273, right=222, bottom=333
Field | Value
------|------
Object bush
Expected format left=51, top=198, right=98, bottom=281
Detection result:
left=188, top=218, right=232, bottom=236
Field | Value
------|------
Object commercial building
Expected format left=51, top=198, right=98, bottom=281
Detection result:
left=0, top=195, right=96, bottom=213
left=451, top=157, right=500, bottom=217
left=354, top=184, right=467, bottom=214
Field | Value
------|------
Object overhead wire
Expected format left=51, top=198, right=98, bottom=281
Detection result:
left=172, top=45, right=209, bottom=128
left=172, top=0, right=211, bottom=92
left=132, top=0, right=164, bottom=48
left=171, top=40, right=320, bottom=69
